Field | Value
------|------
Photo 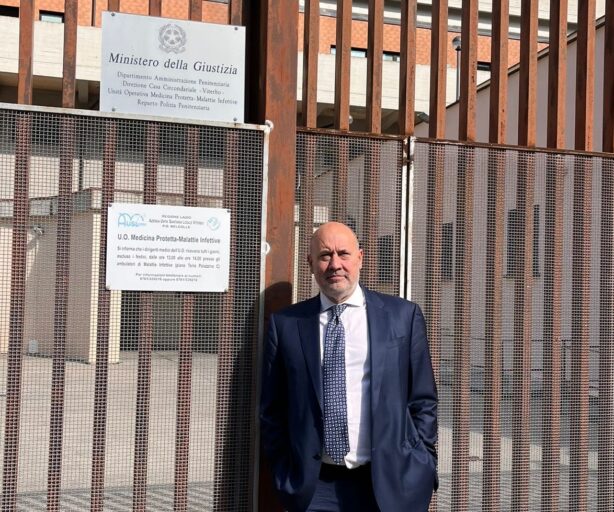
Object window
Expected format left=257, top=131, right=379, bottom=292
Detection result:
left=533, top=205, right=540, bottom=276
left=477, top=61, right=491, bottom=72
left=507, top=209, right=521, bottom=275
left=330, top=46, right=367, bottom=58
left=441, top=222, right=453, bottom=280
left=0, top=6, right=19, bottom=17
left=40, top=10, right=64, bottom=23
left=383, top=51, right=401, bottom=62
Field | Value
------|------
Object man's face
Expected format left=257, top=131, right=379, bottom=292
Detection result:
left=308, top=223, right=363, bottom=304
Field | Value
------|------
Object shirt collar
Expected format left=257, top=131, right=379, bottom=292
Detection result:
left=319, top=284, right=364, bottom=312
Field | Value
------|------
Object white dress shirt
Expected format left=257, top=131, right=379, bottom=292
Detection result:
left=319, top=285, right=371, bottom=468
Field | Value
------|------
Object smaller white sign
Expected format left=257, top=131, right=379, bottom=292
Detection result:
left=100, top=12, right=245, bottom=123
left=106, top=203, right=230, bottom=292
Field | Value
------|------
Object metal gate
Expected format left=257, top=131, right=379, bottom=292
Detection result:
left=0, top=104, right=268, bottom=511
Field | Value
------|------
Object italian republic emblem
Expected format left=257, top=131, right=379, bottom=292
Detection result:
left=158, top=24, right=187, bottom=53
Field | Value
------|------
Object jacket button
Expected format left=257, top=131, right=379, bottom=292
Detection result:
left=314, top=453, right=321, bottom=461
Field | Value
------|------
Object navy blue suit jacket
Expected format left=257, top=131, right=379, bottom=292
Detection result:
left=259, top=287, right=438, bottom=512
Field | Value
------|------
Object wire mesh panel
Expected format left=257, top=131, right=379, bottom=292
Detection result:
left=295, top=130, right=405, bottom=299
left=0, top=105, right=266, bottom=511
left=412, top=139, right=612, bottom=512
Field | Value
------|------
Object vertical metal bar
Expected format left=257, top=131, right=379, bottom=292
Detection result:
left=569, top=4, right=595, bottom=511
left=599, top=7, right=614, bottom=509
left=452, top=145, right=473, bottom=512
left=334, top=0, right=352, bottom=131
left=428, top=0, right=448, bottom=139
left=108, top=0, right=120, bottom=12
left=542, top=153, right=564, bottom=512
left=546, top=0, right=568, bottom=149
left=422, top=142, right=443, bottom=512
left=189, top=0, right=202, bottom=21
left=1, top=111, right=31, bottom=512
left=62, top=0, right=78, bottom=108
left=511, top=151, right=534, bottom=511
left=133, top=123, right=159, bottom=512
left=297, top=132, right=315, bottom=301
left=398, top=0, right=416, bottom=136
left=302, top=0, right=320, bottom=128
left=228, top=0, right=243, bottom=25
left=599, top=157, right=614, bottom=512
left=174, top=126, right=198, bottom=512
left=517, top=0, right=538, bottom=147
left=90, top=120, right=117, bottom=512
left=149, top=0, right=161, bottom=17
left=482, top=147, right=505, bottom=512
left=458, top=0, right=478, bottom=141
left=569, top=157, right=592, bottom=512
left=46, top=115, right=75, bottom=511
left=17, top=0, right=34, bottom=105
left=489, top=0, right=509, bottom=144
left=603, top=3, right=614, bottom=153
left=362, top=141, right=380, bottom=284
left=542, top=4, right=567, bottom=511
left=574, top=0, right=596, bottom=152
left=366, top=0, right=383, bottom=134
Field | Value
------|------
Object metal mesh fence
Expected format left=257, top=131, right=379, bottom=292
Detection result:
left=411, top=139, right=613, bottom=512
left=0, top=105, right=267, bottom=511
left=295, top=130, right=406, bottom=298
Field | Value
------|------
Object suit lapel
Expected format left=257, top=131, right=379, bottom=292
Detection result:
left=365, top=288, right=390, bottom=409
left=298, top=297, right=323, bottom=410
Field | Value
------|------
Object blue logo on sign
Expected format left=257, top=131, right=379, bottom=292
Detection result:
left=118, top=213, right=146, bottom=228
left=207, top=217, right=220, bottom=231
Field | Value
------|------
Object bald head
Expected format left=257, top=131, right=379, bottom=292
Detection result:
left=308, top=222, right=363, bottom=303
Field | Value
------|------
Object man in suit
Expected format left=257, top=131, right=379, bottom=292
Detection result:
left=260, top=222, right=437, bottom=512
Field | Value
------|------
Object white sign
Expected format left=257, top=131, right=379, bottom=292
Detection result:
left=100, top=12, right=245, bottom=123
left=106, top=203, right=231, bottom=292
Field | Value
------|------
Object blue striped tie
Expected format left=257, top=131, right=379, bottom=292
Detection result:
left=323, top=303, right=350, bottom=464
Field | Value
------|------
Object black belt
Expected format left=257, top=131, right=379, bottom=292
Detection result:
left=319, top=462, right=371, bottom=480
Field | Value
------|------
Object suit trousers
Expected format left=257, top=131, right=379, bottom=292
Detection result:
left=306, top=463, right=380, bottom=512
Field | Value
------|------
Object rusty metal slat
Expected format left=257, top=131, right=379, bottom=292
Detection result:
left=366, top=0, right=384, bottom=133
left=361, top=143, right=380, bottom=283
left=482, top=148, right=505, bottom=511
left=17, top=0, right=34, bottom=104
left=302, top=0, right=320, bottom=127
left=133, top=123, right=159, bottom=511
left=149, top=0, right=161, bottom=17
left=213, top=130, right=240, bottom=510
left=569, top=157, right=592, bottom=512
left=422, top=144, right=444, bottom=512
left=489, top=0, right=509, bottom=143
left=428, top=0, right=448, bottom=139
left=108, top=0, right=120, bottom=12
left=333, top=137, right=349, bottom=221
left=1, top=112, right=31, bottom=511
left=189, top=0, right=202, bottom=21
left=546, top=0, right=568, bottom=149
left=575, top=0, right=596, bottom=151
left=61, top=0, right=78, bottom=108
left=511, top=151, right=534, bottom=511
left=541, top=154, right=564, bottom=512
left=518, top=0, right=538, bottom=147
left=604, top=4, right=614, bottom=152
left=334, top=0, right=352, bottom=131
left=47, top=116, right=76, bottom=511
left=297, top=135, right=315, bottom=300
left=598, top=159, right=614, bottom=511
left=90, top=120, right=117, bottom=511
left=451, top=146, right=474, bottom=512
left=174, top=126, right=198, bottom=511
left=458, top=0, right=478, bottom=141
left=228, top=0, right=243, bottom=25
left=398, top=0, right=416, bottom=135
